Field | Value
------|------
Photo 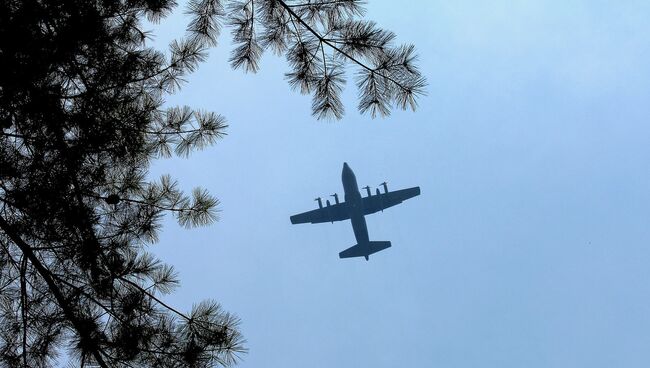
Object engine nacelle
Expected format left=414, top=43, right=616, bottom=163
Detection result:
left=380, top=182, right=388, bottom=193
left=363, top=186, right=371, bottom=197
left=314, top=197, right=323, bottom=209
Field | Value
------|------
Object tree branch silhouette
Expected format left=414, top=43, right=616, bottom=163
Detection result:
left=0, top=216, right=110, bottom=368
left=1, top=0, right=423, bottom=366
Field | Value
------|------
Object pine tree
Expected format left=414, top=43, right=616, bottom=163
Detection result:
left=0, top=0, right=425, bottom=366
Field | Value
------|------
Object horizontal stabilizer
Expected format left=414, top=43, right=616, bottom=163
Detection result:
left=339, top=241, right=392, bottom=259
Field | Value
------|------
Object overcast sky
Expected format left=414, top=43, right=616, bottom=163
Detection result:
left=147, top=1, right=650, bottom=367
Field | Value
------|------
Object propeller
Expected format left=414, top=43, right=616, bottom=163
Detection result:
left=379, top=181, right=388, bottom=193
left=330, top=193, right=340, bottom=204
left=362, top=185, right=372, bottom=197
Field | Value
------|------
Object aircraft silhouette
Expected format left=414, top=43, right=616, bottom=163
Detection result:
left=290, top=163, right=420, bottom=260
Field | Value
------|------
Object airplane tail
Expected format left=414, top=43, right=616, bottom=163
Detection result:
left=339, top=241, right=391, bottom=260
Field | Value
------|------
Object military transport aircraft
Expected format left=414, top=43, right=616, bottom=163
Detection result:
left=290, top=163, right=420, bottom=260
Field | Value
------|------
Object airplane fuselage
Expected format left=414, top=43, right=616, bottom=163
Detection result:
left=290, top=161, right=420, bottom=260
left=342, top=162, right=369, bottom=245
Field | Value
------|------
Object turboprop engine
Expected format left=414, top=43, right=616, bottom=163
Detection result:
left=362, top=186, right=372, bottom=197
left=379, top=181, right=388, bottom=193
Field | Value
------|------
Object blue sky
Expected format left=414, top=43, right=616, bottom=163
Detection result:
left=147, top=1, right=650, bottom=367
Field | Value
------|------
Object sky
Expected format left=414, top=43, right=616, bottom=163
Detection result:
left=146, top=1, right=650, bottom=367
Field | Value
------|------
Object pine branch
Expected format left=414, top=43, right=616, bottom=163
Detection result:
left=0, top=216, right=110, bottom=368
left=277, top=0, right=406, bottom=91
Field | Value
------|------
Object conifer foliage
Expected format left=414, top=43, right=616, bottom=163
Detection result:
left=0, top=0, right=424, bottom=366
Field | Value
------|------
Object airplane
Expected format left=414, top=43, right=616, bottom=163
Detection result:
left=290, top=162, right=421, bottom=260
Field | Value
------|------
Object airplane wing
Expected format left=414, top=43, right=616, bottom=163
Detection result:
left=362, top=186, right=421, bottom=215
left=290, top=202, right=350, bottom=224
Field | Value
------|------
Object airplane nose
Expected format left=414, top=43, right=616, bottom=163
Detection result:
left=343, top=162, right=349, bottom=169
